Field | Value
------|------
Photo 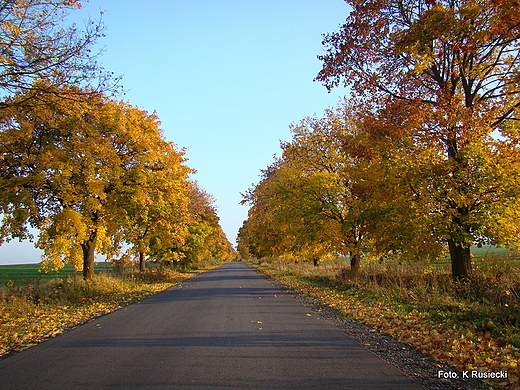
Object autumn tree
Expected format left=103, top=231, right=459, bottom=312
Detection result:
left=238, top=163, right=288, bottom=259
left=95, top=105, right=193, bottom=273
left=153, top=183, right=235, bottom=268
left=240, top=102, right=387, bottom=270
left=0, top=86, right=192, bottom=279
left=239, top=162, right=307, bottom=260
left=316, top=0, right=520, bottom=279
left=284, top=106, right=375, bottom=269
left=0, top=0, right=117, bottom=109
left=236, top=219, right=260, bottom=260
left=353, top=100, right=451, bottom=262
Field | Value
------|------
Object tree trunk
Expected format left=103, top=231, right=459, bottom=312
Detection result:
left=313, top=257, right=319, bottom=267
left=81, top=230, right=98, bottom=280
left=139, top=252, right=146, bottom=272
left=346, top=228, right=361, bottom=273
left=448, top=239, right=472, bottom=279
left=444, top=134, right=473, bottom=280
left=350, top=251, right=360, bottom=273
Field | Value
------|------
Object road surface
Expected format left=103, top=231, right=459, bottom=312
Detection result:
left=0, top=262, right=424, bottom=389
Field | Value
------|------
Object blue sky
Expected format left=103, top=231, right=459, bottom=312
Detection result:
left=0, top=0, right=350, bottom=264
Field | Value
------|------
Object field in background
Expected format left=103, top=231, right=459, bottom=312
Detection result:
left=0, top=263, right=113, bottom=285
left=471, top=245, right=514, bottom=258
left=330, top=246, right=520, bottom=274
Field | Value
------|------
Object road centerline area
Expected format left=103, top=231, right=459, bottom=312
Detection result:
left=0, top=262, right=424, bottom=389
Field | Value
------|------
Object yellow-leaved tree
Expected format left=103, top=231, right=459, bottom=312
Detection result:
left=98, top=103, right=194, bottom=272
left=0, top=85, right=192, bottom=279
left=240, top=101, right=390, bottom=271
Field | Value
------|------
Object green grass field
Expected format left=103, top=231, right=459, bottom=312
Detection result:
left=471, top=244, right=518, bottom=258
left=0, top=263, right=113, bottom=285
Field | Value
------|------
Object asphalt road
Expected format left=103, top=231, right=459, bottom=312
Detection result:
left=0, top=262, right=424, bottom=389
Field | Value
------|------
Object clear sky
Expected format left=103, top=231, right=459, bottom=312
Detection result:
left=0, top=0, right=350, bottom=264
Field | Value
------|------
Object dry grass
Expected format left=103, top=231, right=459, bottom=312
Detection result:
left=254, top=256, right=520, bottom=329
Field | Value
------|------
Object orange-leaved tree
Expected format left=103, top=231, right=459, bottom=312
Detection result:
left=316, top=0, right=520, bottom=279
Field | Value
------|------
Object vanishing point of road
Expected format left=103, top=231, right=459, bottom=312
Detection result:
left=0, top=262, right=424, bottom=389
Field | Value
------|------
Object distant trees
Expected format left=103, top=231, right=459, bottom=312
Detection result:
left=147, top=183, right=237, bottom=268
left=175, top=184, right=237, bottom=267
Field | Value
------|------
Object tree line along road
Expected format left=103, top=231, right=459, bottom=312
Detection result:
left=0, top=262, right=425, bottom=389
